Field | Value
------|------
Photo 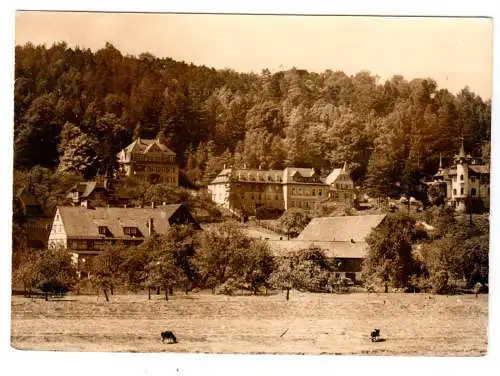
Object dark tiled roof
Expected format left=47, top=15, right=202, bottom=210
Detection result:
left=283, top=167, right=317, bottom=183
left=469, top=165, right=489, bottom=174
left=57, top=204, right=197, bottom=239
left=297, top=214, right=386, bottom=242
left=266, top=239, right=368, bottom=259
left=123, top=138, right=176, bottom=156
left=209, top=168, right=284, bottom=185
left=67, top=181, right=108, bottom=199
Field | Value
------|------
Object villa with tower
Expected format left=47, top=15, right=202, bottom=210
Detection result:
left=432, top=141, right=490, bottom=212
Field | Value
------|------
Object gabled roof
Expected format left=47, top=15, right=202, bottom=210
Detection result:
left=266, top=240, right=368, bottom=259
left=56, top=204, right=199, bottom=239
left=469, top=165, right=489, bottom=175
left=436, top=164, right=489, bottom=177
left=297, top=214, right=386, bottom=242
left=120, top=138, right=176, bottom=157
left=325, top=168, right=342, bottom=185
left=282, top=167, right=326, bottom=184
left=209, top=168, right=232, bottom=185
left=282, top=167, right=314, bottom=183
left=66, top=180, right=107, bottom=199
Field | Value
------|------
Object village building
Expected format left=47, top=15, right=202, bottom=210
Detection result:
left=47, top=203, right=200, bottom=276
left=16, top=187, right=52, bottom=248
left=66, top=177, right=110, bottom=208
left=266, top=214, right=386, bottom=282
left=282, top=167, right=329, bottom=210
left=432, top=142, right=490, bottom=211
left=325, top=162, right=355, bottom=203
left=208, top=164, right=352, bottom=215
left=116, top=137, right=179, bottom=185
left=208, top=167, right=284, bottom=215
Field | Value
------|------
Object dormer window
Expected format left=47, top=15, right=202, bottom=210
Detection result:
left=123, top=227, right=138, bottom=236
left=98, top=226, right=108, bottom=235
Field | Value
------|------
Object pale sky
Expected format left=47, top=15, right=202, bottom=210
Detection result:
left=15, top=12, right=493, bottom=99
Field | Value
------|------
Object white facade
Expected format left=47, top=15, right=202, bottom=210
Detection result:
left=208, top=164, right=353, bottom=214
left=434, top=144, right=490, bottom=210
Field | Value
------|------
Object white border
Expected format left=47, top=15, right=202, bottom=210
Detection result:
left=2, top=1, right=499, bottom=376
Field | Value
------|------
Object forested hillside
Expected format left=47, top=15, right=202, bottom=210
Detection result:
left=14, top=42, right=491, bottom=195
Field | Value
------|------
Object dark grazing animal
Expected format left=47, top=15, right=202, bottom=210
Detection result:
left=161, top=330, right=177, bottom=343
left=370, top=329, right=380, bottom=342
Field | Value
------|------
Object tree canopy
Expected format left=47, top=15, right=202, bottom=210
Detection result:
left=14, top=43, right=491, bottom=194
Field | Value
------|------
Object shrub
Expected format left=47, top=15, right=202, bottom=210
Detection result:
left=431, top=270, right=449, bottom=294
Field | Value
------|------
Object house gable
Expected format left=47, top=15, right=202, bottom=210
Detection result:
left=48, top=208, right=68, bottom=248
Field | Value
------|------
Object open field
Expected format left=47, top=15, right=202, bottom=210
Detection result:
left=11, top=292, right=487, bottom=356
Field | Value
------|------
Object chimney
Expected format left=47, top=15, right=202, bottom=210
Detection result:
left=151, top=202, right=155, bottom=209
left=244, top=163, right=247, bottom=169
left=148, top=218, right=154, bottom=236
left=124, top=204, right=127, bottom=208
left=223, top=164, right=226, bottom=170
left=162, top=202, right=166, bottom=206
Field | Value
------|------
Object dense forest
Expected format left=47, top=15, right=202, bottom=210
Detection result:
left=14, top=42, right=491, bottom=196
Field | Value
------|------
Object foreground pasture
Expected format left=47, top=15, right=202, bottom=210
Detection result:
left=11, top=291, right=487, bottom=355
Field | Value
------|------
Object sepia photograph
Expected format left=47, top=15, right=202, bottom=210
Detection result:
left=10, top=9, right=492, bottom=358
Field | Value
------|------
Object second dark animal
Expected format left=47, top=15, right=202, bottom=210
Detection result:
left=161, top=330, right=177, bottom=343
left=370, top=329, right=380, bottom=342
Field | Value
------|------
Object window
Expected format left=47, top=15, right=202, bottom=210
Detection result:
left=471, top=188, right=477, bottom=196
left=123, top=227, right=138, bottom=236
left=319, top=190, right=322, bottom=196
left=275, top=195, right=279, bottom=200
left=460, top=187, right=464, bottom=195
left=98, top=226, right=107, bottom=235
left=471, top=176, right=476, bottom=182
left=453, top=189, right=457, bottom=195
left=460, top=174, right=464, bottom=181
left=291, top=188, right=296, bottom=196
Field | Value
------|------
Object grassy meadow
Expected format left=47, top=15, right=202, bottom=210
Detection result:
left=11, top=291, right=488, bottom=356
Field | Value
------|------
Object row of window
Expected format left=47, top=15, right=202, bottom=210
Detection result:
left=290, top=200, right=314, bottom=209
left=453, top=175, right=488, bottom=183
left=452, top=187, right=490, bottom=197
left=133, top=155, right=176, bottom=163
left=292, top=176, right=321, bottom=183
left=290, top=187, right=325, bottom=197
left=143, top=166, right=177, bottom=173
left=334, top=183, right=353, bottom=190
left=162, top=177, right=177, bottom=184
left=70, top=239, right=142, bottom=250
left=52, top=224, right=64, bottom=234
left=245, top=193, right=281, bottom=201
left=237, top=173, right=282, bottom=183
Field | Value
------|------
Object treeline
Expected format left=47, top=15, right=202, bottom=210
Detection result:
left=363, top=210, right=489, bottom=294
left=15, top=42, right=491, bottom=196
left=13, top=209, right=488, bottom=300
left=13, top=222, right=343, bottom=301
